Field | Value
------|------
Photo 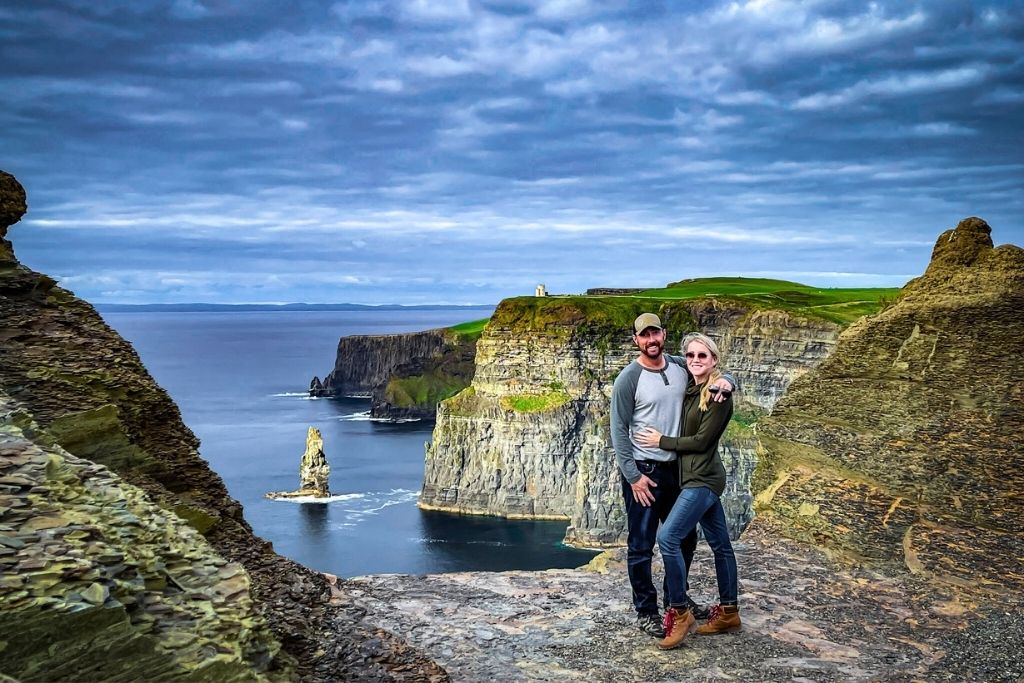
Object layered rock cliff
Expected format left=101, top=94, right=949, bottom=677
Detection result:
left=420, top=297, right=844, bottom=546
left=0, top=171, right=446, bottom=682
left=756, top=217, right=1024, bottom=595
left=0, top=392, right=279, bottom=682
left=316, top=329, right=477, bottom=420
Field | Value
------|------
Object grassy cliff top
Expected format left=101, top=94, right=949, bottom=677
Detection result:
left=447, top=318, right=489, bottom=339
left=477, top=277, right=900, bottom=333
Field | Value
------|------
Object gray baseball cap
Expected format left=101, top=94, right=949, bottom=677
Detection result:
left=633, top=313, right=663, bottom=334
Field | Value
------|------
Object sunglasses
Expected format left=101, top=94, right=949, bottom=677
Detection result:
left=685, top=351, right=710, bottom=360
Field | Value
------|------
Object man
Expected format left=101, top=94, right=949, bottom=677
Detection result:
left=610, top=313, right=735, bottom=637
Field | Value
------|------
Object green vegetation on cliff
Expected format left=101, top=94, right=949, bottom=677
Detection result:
left=384, top=371, right=471, bottom=409
left=447, top=318, right=489, bottom=339
left=484, top=277, right=898, bottom=335
left=500, top=390, right=572, bottom=413
left=641, top=277, right=899, bottom=325
left=489, top=296, right=698, bottom=341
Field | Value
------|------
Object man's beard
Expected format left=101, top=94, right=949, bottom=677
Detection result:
left=641, top=341, right=663, bottom=359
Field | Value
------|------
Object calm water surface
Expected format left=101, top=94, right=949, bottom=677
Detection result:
left=101, top=309, right=598, bottom=576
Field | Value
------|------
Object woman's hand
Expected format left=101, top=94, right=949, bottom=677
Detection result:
left=710, top=377, right=733, bottom=402
left=635, top=427, right=663, bottom=448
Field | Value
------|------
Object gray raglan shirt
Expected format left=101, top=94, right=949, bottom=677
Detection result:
left=610, top=355, right=736, bottom=484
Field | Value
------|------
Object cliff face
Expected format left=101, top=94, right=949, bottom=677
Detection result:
left=756, top=217, right=1024, bottom=594
left=0, top=392, right=279, bottom=682
left=0, top=172, right=446, bottom=683
left=322, top=330, right=451, bottom=396
left=420, top=297, right=841, bottom=546
left=690, top=302, right=841, bottom=411
left=318, top=329, right=476, bottom=420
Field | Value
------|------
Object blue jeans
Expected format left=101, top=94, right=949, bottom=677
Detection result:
left=658, top=485, right=738, bottom=607
left=622, top=460, right=697, bottom=615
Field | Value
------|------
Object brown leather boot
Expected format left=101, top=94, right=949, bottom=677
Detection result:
left=696, top=604, right=741, bottom=634
left=656, top=607, right=695, bottom=650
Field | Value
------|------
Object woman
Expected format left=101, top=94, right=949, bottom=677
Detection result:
left=636, top=332, right=740, bottom=650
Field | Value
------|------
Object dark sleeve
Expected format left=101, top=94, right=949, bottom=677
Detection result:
left=610, top=364, right=642, bottom=484
left=658, top=397, right=733, bottom=454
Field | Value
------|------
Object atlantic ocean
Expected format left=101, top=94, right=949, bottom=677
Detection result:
left=100, top=309, right=598, bottom=576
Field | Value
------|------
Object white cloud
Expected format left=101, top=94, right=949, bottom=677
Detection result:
left=124, top=110, right=200, bottom=125
left=907, top=122, right=976, bottom=137
left=534, top=0, right=595, bottom=21
left=330, top=1, right=390, bottom=22
left=399, top=0, right=472, bottom=22
left=170, top=0, right=208, bottom=20
left=368, top=78, right=404, bottom=93
left=406, top=54, right=477, bottom=77
left=216, top=80, right=304, bottom=96
left=192, top=32, right=347, bottom=65
left=793, top=66, right=990, bottom=110
left=976, top=87, right=1024, bottom=106
left=5, top=77, right=157, bottom=100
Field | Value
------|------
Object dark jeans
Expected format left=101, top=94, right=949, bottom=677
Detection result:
left=657, top=485, right=738, bottom=607
left=621, top=459, right=697, bottom=615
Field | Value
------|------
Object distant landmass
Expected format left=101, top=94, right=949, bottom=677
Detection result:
left=95, top=302, right=495, bottom=312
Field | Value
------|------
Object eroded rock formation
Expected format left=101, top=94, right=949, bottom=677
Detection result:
left=267, top=427, right=331, bottom=499
left=756, top=217, right=1024, bottom=595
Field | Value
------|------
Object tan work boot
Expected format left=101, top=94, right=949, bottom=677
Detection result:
left=695, top=604, right=741, bottom=634
left=656, top=607, right=694, bottom=650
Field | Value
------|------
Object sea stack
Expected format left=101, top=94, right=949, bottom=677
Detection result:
left=267, top=426, right=331, bottom=499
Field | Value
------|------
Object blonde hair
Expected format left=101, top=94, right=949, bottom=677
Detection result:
left=681, top=332, right=723, bottom=411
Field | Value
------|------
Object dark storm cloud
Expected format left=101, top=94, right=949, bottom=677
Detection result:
left=2, top=0, right=1022, bottom=303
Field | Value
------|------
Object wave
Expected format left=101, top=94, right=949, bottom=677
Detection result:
left=413, top=538, right=512, bottom=547
left=268, top=489, right=419, bottom=517
left=268, top=492, right=365, bottom=504
left=338, top=411, right=421, bottom=424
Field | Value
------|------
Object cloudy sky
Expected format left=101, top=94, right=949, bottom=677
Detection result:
left=3, top=1, right=1022, bottom=304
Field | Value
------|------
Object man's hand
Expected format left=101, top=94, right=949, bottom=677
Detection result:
left=631, top=474, right=657, bottom=506
left=710, top=377, right=733, bottom=403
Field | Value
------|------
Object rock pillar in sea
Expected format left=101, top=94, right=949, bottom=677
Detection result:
left=308, top=375, right=330, bottom=397
left=299, top=426, right=330, bottom=496
left=266, top=426, right=331, bottom=499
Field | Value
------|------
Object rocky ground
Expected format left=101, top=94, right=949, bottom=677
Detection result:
left=339, top=521, right=1023, bottom=682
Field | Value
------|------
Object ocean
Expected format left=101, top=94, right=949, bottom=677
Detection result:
left=100, top=309, right=598, bottom=577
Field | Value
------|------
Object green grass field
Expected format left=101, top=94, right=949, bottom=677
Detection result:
left=445, top=277, right=902, bottom=334
left=636, top=277, right=901, bottom=325
left=447, top=317, right=489, bottom=338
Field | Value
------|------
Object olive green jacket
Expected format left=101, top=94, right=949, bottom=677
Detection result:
left=657, top=381, right=732, bottom=496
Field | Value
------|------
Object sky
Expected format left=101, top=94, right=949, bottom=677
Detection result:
left=2, top=1, right=1022, bottom=305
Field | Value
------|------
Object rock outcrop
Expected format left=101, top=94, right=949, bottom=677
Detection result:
left=267, top=427, right=331, bottom=499
left=420, top=297, right=843, bottom=546
left=344, top=524, right=1024, bottom=682
left=0, top=172, right=447, bottom=682
left=0, top=170, right=27, bottom=262
left=308, top=376, right=327, bottom=397
left=756, top=217, right=1024, bottom=595
left=316, top=329, right=478, bottom=421
left=0, top=392, right=280, bottom=681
